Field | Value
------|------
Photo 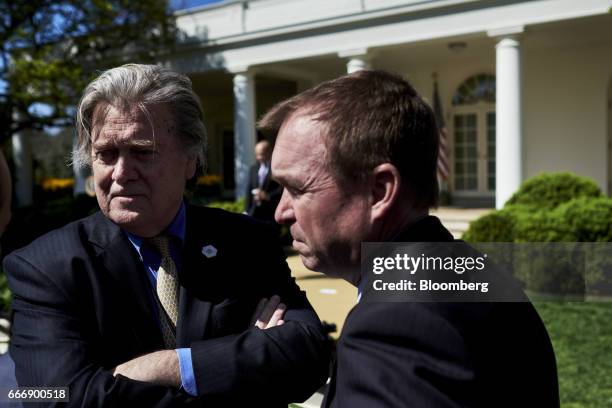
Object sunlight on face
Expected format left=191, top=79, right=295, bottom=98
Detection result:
left=272, top=113, right=370, bottom=280
left=91, top=104, right=196, bottom=237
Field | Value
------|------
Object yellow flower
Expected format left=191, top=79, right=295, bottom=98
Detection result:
left=196, top=174, right=222, bottom=186
left=41, top=178, right=75, bottom=191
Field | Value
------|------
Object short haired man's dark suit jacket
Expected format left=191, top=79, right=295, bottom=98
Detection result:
left=4, top=205, right=329, bottom=407
left=323, top=216, right=560, bottom=408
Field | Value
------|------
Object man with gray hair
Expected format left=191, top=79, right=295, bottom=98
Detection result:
left=4, top=64, right=329, bottom=407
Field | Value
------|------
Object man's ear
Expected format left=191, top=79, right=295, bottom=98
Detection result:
left=370, top=163, right=401, bottom=223
left=185, top=156, right=197, bottom=180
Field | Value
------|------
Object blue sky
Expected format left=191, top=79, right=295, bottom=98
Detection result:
left=170, top=0, right=224, bottom=11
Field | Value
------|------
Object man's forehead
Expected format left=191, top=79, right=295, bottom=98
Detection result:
left=91, top=103, right=172, bottom=142
left=272, top=114, right=328, bottom=180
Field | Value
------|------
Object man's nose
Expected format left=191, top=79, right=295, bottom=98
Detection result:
left=112, top=155, right=137, bottom=182
left=274, top=188, right=295, bottom=225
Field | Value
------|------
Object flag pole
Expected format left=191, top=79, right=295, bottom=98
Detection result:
left=432, top=72, right=450, bottom=205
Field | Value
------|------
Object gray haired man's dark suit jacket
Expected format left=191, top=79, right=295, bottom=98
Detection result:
left=4, top=205, right=329, bottom=407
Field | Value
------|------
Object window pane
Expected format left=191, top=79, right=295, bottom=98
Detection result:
left=467, top=114, right=476, bottom=127
left=467, top=161, right=477, bottom=175
left=454, top=115, right=464, bottom=127
left=455, top=132, right=464, bottom=144
left=452, top=74, right=496, bottom=106
left=455, top=146, right=464, bottom=158
left=467, top=145, right=477, bottom=159
left=455, top=162, right=464, bottom=174
left=467, top=131, right=476, bottom=143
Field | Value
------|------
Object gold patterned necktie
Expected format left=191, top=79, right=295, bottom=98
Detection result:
left=148, top=235, right=179, bottom=349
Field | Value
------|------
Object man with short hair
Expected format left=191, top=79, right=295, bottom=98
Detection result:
left=260, top=69, right=559, bottom=407
left=245, top=140, right=282, bottom=223
left=4, top=64, right=329, bottom=407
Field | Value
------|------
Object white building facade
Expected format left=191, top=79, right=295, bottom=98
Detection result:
left=169, top=0, right=612, bottom=208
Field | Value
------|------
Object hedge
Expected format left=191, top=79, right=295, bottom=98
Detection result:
left=506, top=172, right=602, bottom=210
left=463, top=173, right=612, bottom=295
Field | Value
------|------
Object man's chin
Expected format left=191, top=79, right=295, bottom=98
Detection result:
left=298, top=254, right=317, bottom=270
left=108, top=210, right=147, bottom=234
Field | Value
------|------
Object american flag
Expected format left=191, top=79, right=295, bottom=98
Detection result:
left=433, top=76, right=449, bottom=182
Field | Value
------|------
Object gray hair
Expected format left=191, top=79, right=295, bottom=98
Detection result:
left=73, top=63, right=207, bottom=170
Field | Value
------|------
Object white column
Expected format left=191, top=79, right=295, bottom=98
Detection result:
left=233, top=71, right=256, bottom=200
left=346, top=57, right=370, bottom=74
left=11, top=129, right=33, bottom=207
left=495, top=36, right=522, bottom=209
left=339, top=49, right=371, bottom=74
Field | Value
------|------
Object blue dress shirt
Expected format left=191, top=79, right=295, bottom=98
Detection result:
left=125, top=202, right=198, bottom=396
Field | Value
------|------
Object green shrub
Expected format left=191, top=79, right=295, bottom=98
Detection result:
left=556, top=197, right=612, bottom=242
left=0, top=269, right=10, bottom=314
left=506, top=172, right=602, bottom=209
left=555, top=197, right=612, bottom=294
left=464, top=173, right=609, bottom=244
left=463, top=173, right=612, bottom=295
left=461, top=209, right=516, bottom=242
left=513, top=210, right=572, bottom=243
left=207, top=198, right=246, bottom=214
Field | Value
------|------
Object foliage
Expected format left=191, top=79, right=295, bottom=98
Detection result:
left=463, top=173, right=612, bottom=294
left=556, top=197, right=612, bottom=242
left=0, top=269, right=10, bottom=314
left=534, top=301, right=612, bottom=408
left=0, top=0, right=177, bottom=142
left=207, top=198, right=246, bottom=214
left=464, top=173, right=611, bottom=243
left=506, top=172, right=602, bottom=210
left=461, top=208, right=516, bottom=242
left=512, top=210, right=571, bottom=243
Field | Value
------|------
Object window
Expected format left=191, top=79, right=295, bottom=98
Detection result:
left=452, top=74, right=496, bottom=196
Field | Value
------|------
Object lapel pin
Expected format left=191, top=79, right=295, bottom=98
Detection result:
left=201, top=245, right=218, bottom=258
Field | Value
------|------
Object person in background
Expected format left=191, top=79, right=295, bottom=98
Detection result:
left=245, top=140, right=282, bottom=223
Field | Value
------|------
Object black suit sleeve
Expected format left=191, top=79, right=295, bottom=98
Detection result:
left=329, top=302, right=475, bottom=408
left=5, top=254, right=196, bottom=408
left=189, top=223, right=330, bottom=404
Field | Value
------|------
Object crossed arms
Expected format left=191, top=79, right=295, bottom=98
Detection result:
left=5, top=223, right=330, bottom=407
left=112, top=295, right=288, bottom=387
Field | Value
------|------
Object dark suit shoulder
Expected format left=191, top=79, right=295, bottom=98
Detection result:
left=341, top=300, right=558, bottom=407
left=6, top=212, right=109, bottom=262
left=344, top=301, right=472, bottom=361
left=188, top=204, right=278, bottom=240
left=2, top=213, right=115, bottom=314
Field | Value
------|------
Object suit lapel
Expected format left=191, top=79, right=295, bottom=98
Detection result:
left=175, top=205, right=224, bottom=345
left=89, top=215, right=164, bottom=351
left=176, top=286, right=211, bottom=346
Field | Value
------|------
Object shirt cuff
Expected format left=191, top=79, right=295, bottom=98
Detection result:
left=176, top=348, right=197, bottom=396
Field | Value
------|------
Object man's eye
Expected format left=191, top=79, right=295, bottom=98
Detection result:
left=287, top=187, right=303, bottom=197
left=95, top=150, right=116, bottom=163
